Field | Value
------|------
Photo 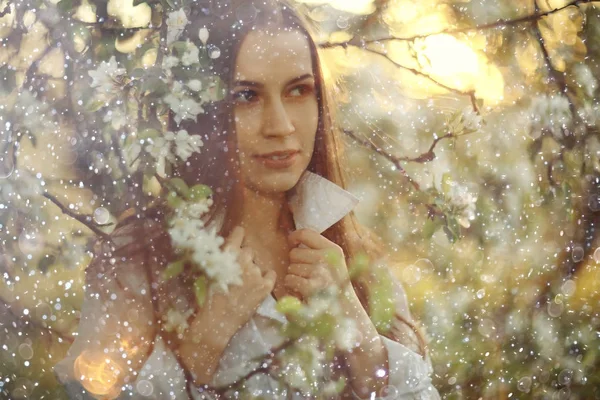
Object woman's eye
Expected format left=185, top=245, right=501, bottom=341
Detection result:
left=233, top=89, right=258, bottom=104
left=288, top=84, right=314, bottom=98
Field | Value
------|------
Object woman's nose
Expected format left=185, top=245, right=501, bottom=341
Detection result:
left=263, top=99, right=295, bottom=137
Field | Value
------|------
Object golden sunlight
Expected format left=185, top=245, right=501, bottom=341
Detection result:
left=294, top=0, right=375, bottom=15
left=107, top=0, right=151, bottom=28
left=405, top=34, right=504, bottom=104
left=74, top=351, right=123, bottom=397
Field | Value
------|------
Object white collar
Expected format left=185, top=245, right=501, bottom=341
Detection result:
left=248, top=171, right=360, bottom=323
left=287, top=171, right=359, bottom=234
left=209, top=171, right=360, bottom=234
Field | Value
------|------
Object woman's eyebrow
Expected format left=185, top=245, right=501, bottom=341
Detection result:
left=233, top=73, right=314, bottom=88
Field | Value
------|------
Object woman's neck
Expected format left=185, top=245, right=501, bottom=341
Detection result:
left=239, top=186, right=294, bottom=243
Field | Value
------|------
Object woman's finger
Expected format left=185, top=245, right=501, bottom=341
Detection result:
left=287, top=263, right=314, bottom=278
left=239, top=247, right=254, bottom=267
left=284, top=274, right=311, bottom=299
left=288, top=229, right=332, bottom=250
left=289, top=247, right=322, bottom=264
left=224, top=226, right=244, bottom=253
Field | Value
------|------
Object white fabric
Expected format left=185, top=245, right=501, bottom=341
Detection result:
left=53, top=171, right=440, bottom=400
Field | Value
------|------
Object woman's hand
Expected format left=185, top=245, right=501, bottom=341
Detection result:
left=176, top=226, right=276, bottom=386
left=284, top=228, right=352, bottom=301
left=197, top=225, right=277, bottom=337
left=285, top=229, right=391, bottom=398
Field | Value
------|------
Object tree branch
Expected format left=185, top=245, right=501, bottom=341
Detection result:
left=352, top=0, right=598, bottom=43
left=531, top=0, right=577, bottom=121
left=343, top=129, right=421, bottom=191
left=43, top=192, right=113, bottom=241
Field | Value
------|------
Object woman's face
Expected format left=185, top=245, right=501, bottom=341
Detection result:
left=232, top=29, right=319, bottom=195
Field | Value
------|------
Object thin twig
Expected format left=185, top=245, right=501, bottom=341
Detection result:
left=206, top=339, right=296, bottom=395
left=341, top=0, right=598, bottom=44
left=111, top=131, right=135, bottom=188
left=43, top=192, right=112, bottom=241
left=0, top=2, right=10, bottom=18
left=343, top=129, right=421, bottom=191
left=364, top=47, right=469, bottom=97
left=531, top=0, right=577, bottom=121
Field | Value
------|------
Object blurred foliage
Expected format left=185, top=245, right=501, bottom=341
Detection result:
left=1, top=0, right=600, bottom=399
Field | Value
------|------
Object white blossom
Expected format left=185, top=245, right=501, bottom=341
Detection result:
left=164, top=93, right=204, bottom=125
left=528, top=94, right=572, bottom=139
left=333, top=317, right=359, bottom=351
left=166, top=8, right=189, bottom=45
left=573, top=63, right=598, bottom=98
left=446, top=182, right=478, bottom=228
left=168, top=199, right=242, bottom=294
left=448, top=106, right=482, bottom=135
left=187, top=79, right=203, bottom=92
left=162, top=308, right=194, bottom=336
left=461, top=106, right=483, bottom=132
left=198, top=27, right=209, bottom=46
left=181, top=42, right=200, bottom=66
left=162, top=55, right=180, bottom=70
left=88, top=56, right=126, bottom=101
left=173, top=129, right=203, bottom=160
left=278, top=337, right=325, bottom=395
left=145, top=136, right=176, bottom=178
left=103, top=107, right=128, bottom=130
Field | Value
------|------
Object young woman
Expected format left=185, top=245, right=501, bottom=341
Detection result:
left=54, top=1, right=440, bottom=399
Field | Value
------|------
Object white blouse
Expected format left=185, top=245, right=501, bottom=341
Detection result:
left=53, top=172, right=441, bottom=400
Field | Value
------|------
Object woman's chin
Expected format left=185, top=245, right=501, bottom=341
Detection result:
left=245, top=171, right=303, bottom=195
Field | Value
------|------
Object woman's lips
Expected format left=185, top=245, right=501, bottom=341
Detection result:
left=253, top=151, right=299, bottom=169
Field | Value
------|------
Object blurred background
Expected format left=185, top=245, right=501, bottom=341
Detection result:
left=1, top=0, right=599, bottom=398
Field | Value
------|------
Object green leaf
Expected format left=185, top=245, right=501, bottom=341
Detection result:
left=57, top=0, right=76, bottom=13
left=369, top=281, right=395, bottom=333
left=422, top=217, right=439, bottom=239
left=85, top=99, right=106, bottom=112
left=324, top=249, right=342, bottom=267
left=348, top=252, right=369, bottom=279
left=141, top=76, right=168, bottom=96
left=169, top=177, right=189, bottom=197
left=309, top=313, right=335, bottom=338
left=194, top=276, right=208, bottom=307
left=441, top=173, right=453, bottom=195
left=189, top=184, right=212, bottom=201
left=138, top=128, right=160, bottom=140
left=166, top=191, right=182, bottom=209
left=171, top=41, right=189, bottom=57
left=130, top=68, right=146, bottom=79
left=162, top=260, right=185, bottom=281
left=276, top=296, right=303, bottom=315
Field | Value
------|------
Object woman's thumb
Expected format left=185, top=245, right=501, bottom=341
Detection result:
left=263, top=270, right=277, bottom=286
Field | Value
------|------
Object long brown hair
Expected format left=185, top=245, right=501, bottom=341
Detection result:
left=165, top=0, right=427, bottom=357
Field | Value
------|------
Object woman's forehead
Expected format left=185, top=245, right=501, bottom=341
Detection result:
left=234, top=30, right=313, bottom=84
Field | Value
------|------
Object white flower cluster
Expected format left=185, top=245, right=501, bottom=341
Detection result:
left=163, top=80, right=205, bottom=125
left=166, top=8, right=188, bottom=45
left=126, top=129, right=203, bottom=177
left=162, top=308, right=194, bottom=336
left=448, top=106, right=483, bottom=136
left=446, top=182, right=478, bottom=229
left=278, top=336, right=325, bottom=395
left=168, top=199, right=242, bottom=294
left=573, top=63, right=598, bottom=98
left=528, top=94, right=572, bottom=139
left=300, top=289, right=361, bottom=351
left=87, top=56, right=127, bottom=104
